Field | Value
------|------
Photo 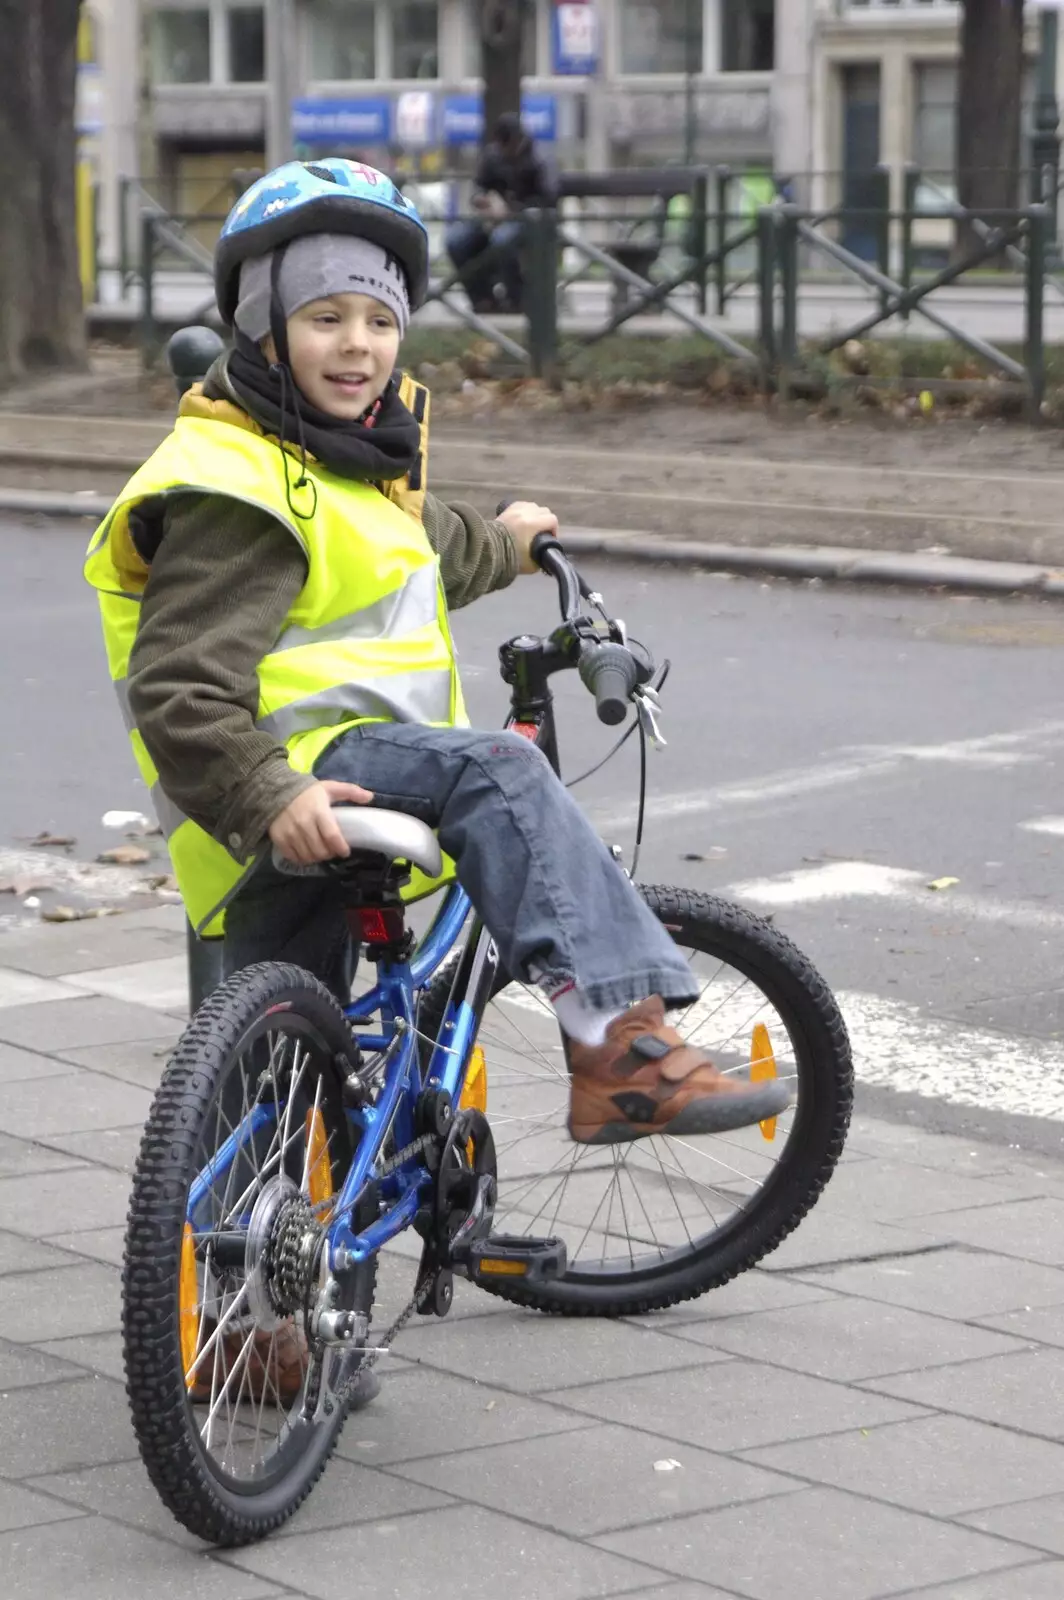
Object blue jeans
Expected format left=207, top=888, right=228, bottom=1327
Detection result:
left=224, top=722, right=698, bottom=1011
left=445, top=218, right=525, bottom=309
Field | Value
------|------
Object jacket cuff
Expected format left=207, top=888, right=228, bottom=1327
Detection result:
left=214, top=758, right=316, bottom=859
left=487, top=517, right=519, bottom=591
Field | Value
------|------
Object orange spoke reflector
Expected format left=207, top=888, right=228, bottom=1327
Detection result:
left=750, top=1022, right=778, bottom=1142
left=460, top=1044, right=488, bottom=1164
left=306, top=1107, right=334, bottom=1216
left=179, top=1222, right=199, bottom=1389
left=460, top=1045, right=488, bottom=1114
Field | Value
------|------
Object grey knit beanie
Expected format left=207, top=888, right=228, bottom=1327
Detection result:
left=234, top=232, right=411, bottom=344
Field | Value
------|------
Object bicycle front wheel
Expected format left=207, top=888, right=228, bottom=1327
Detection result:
left=421, top=885, right=852, bottom=1316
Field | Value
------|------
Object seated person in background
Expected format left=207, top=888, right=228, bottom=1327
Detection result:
left=445, top=112, right=557, bottom=313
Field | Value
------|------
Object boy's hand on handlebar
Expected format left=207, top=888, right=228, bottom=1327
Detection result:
left=268, top=779, right=374, bottom=866
left=497, top=501, right=559, bottom=575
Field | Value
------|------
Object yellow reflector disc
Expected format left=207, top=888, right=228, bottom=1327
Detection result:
left=479, top=1258, right=527, bottom=1276
left=460, top=1045, right=488, bottom=1164
left=179, top=1222, right=199, bottom=1389
left=305, top=1106, right=334, bottom=1215
left=750, top=1021, right=778, bottom=1142
left=459, top=1045, right=488, bottom=1114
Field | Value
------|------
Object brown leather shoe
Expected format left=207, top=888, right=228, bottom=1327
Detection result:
left=190, top=1319, right=308, bottom=1407
left=566, top=996, right=793, bottom=1145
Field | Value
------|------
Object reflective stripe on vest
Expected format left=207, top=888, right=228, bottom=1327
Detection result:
left=85, top=410, right=461, bottom=934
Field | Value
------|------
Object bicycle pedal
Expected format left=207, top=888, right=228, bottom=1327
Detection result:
left=463, top=1235, right=567, bottom=1287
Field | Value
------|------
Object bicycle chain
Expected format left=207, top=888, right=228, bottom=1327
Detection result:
left=355, top=1130, right=440, bottom=1375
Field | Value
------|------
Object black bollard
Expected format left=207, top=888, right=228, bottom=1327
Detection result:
left=166, top=325, right=225, bottom=397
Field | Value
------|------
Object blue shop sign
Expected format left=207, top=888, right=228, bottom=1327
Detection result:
left=291, top=97, right=392, bottom=146
left=441, top=94, right=557, bottom=145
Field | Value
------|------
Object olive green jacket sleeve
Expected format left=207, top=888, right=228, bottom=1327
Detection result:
left=126, top=488, right=518, bottom=855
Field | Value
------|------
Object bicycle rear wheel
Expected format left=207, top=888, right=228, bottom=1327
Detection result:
left=122, top=962, right=375, bottom=1545
left=419, top=885, right=852, bottom=1316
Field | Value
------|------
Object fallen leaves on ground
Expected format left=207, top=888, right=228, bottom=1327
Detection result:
left=0, top=876, right=51, bottom=896
left=41, top=905, right=122, bottom=923
left=927, top=876, right=960, bottom=892
left=23, top=831, right=77, bottom=848
left=97, top=844, right=152, bottom=866
left=143, top=873, right=179, bottom=893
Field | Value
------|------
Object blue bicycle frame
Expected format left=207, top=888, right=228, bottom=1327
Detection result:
left=183, top=535, right=606, bottom=1283
left=186, top=879, right=500, bottom=1277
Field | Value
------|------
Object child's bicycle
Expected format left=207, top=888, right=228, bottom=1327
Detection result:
left=121, top=532, right=853, bottom=1546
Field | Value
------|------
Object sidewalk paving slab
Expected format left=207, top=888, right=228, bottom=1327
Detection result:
left=890, top=1565, right=1064, bottom=1599
left=961, top=1490, right=1064, bottom=1556
left=1, top=909, right=1064, bottom=1598
left=739, top=1412, right=1064, bottom=1516
left=386, top=1423, right=800, bottom=1538
left=648, top=1297, right=1026, bottom=1382
left=857, top=1346, right=1064, bottom=1440
left=791, top=1246, right=1064, bottom=1318
left=220, top=1501, right=668, bottom=1600
left=1, top=1515, right=288, bottom=1600
left=590, top=1489, right=1043, bottom=1600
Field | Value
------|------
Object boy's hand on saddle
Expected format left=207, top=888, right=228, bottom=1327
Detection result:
left=497, top=501, right=559, bottom=575
left=269, top=779, right=374, bottom=865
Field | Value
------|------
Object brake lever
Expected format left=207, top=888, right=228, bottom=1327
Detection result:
left=633, top=684, right=667, bottom=748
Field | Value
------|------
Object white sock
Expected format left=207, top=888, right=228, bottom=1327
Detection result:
left=538, top=979, right=626, bottom=1048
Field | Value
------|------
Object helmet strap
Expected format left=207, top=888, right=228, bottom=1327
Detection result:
left=264, top=242, right=317, bottom=521
left=268, top=243, right=292, bottom=370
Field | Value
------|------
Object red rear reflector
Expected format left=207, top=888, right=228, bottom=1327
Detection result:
left=511, top=722, right=539, bottom=742
left=355, top=907, right=405, bottom=943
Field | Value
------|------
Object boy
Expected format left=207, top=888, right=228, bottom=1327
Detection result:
left=86, top=160, right=790, bottom=1151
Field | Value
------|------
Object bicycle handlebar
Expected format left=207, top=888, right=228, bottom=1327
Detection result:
left=579, top=643, right=639, bottom=726
left=496, top=500, right=654, bottom=727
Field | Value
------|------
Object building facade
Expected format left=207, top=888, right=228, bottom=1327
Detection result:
left=80, top=0, right=1059, bottom=289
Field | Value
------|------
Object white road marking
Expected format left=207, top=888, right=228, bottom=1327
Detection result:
left=1021, top=816, right=1064, bottom=838
left=592, top=720, right=1064, bottom=831
left=838, top=990, right=1064, bottom=1123
left=729, top=860, right=1064, bottom=932
left=730, top=862, right=924, bottom=906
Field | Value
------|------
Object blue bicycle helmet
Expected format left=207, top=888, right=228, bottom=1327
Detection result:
left=214, top=159, right=429, bottom=325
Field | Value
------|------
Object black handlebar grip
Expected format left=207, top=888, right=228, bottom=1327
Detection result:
left=529, top=530, right=565, bottom=569
left=580, top=644, right=638, bottom=726
left=496, top=502, right=565, bottom=573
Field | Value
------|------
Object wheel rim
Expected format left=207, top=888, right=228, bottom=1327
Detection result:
left=476, top=937, right=806, bottom=1284
left=179, top=1017, right=349, bottom=1488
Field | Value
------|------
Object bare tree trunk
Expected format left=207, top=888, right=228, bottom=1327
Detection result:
left=0, top=0, right=86, bottom=387
left=479, top=0, right=524, bottom=144
left=955, top=0, right=1025, bottom=258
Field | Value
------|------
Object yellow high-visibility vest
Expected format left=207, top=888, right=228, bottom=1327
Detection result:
left=85, top=377, right=463, bottom=935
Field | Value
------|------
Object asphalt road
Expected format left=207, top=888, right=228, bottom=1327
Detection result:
left=5, top=514, right=1064, bottom=1150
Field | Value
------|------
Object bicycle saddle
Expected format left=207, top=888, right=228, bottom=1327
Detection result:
left=272, top=806, right=442, bottom=879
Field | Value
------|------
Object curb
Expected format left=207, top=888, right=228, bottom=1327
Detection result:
left=3, top=486, right=1060, bottom=600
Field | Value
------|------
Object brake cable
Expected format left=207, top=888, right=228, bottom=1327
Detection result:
left=565, top=659, right=671, bottom=880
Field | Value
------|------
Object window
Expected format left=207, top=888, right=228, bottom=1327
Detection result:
left=392, top=1, right=438, bottom=78
left=227, top=5, right=264, bottom=82
left=619, top=0, right=701, bottom=75
left=151, top=8, right=211, bottom=84
left=847, top=1, right=957, bottom=9
left=913, top=62, right=955, bottom=179
left=464, top=0, right=537, bottom=78
left=721, top=0, right=773, bottom=72
left=308, top=0, right=377, bottom=79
